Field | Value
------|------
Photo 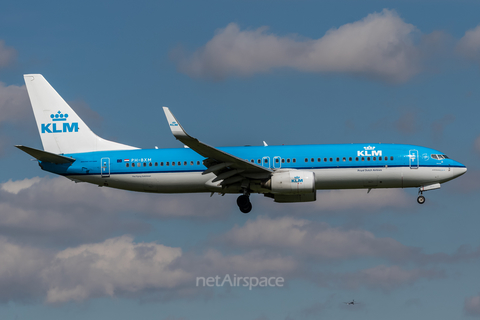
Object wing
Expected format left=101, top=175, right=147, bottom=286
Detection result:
left=163, top=107, right=272, bottom=188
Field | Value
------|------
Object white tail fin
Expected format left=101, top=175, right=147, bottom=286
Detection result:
left=24, top=74, right=138, bottom=154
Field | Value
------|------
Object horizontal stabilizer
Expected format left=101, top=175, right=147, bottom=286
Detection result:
left=16, top=145, right=76, bottom=164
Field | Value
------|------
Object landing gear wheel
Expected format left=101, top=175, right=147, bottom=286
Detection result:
left=240, top=202, right=252, bottom=214
left=417, top=195, right=426, bottom=204
left=237, top=195, right=252, bottom=214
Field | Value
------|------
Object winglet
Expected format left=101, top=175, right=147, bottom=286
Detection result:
left=162, top=107, right=190, bottom=140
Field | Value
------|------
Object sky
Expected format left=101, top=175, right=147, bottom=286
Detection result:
left=1, top=0, right=480, bottom=319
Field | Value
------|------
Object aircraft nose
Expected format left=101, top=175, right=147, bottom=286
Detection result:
left=452, top=165, right=467, bottom=178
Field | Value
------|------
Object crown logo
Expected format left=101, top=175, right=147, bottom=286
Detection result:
left=364, top=146, right=375, bottom=150
left=294, top=176, right=300, bottom=179
left=170, top=121, right=179, bottom=127
left=50, top=111, right=69, bottom=122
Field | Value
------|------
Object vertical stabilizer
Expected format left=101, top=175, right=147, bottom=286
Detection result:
left=24, top=74, right=137, bottom=154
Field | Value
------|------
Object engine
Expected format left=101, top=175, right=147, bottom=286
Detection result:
left=263, top=170, right=315, bottom=194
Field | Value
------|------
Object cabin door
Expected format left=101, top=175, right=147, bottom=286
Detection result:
left=101, top=157, right=110, bottom=177
left=409, top=150, right=418, bottom=169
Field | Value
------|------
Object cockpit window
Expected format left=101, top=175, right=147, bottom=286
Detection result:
left=443, top=155, right=449, bottom=159
left=431, top=154, right=447, bottom=160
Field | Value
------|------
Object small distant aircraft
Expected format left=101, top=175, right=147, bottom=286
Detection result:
left=344, top=300, right=360, bottom=305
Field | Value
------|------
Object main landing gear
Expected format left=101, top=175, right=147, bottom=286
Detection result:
left=237, top=194, right=252, bottom=214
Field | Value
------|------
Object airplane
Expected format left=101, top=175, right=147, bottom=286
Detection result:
left=16, top=74, right=467, bottom=213
left=344, top=300, right=360, bottom=306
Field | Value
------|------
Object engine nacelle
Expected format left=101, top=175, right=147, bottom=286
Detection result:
left=264, top=170, right=316, bottom=194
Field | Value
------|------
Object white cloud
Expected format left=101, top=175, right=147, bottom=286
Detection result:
left=175, top=9, right=422, bottom=83
left=336, top=265, right=443, bottom=291
left=1, top=177, right=41, bottom=194
left=0, top=235, right=298, bottom=303
left=0, top=237, right=50, bottom=303
left=0, top=82, right=30, bottom=123
left=465, top=294, right=480, bottom=316
left=0, top=40, right=16, bottom=68
left=219, top=216, right=418, bottom=262
left=0, top=176, right=233, bottom=245
left=44, top=235, right=188, bottom=303
left=457, top=25, right=480, bottom=63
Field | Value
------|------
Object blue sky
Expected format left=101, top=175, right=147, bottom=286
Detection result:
left=1, top=1, right=480, bottom=319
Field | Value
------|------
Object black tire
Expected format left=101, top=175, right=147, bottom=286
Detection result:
left=240, top=202, right=252, bottom=214
left=417, top=195, right=425, bottom=204
left=237, top=195, right=250, bottom=207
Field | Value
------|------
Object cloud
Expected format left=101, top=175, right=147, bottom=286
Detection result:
left=0, top=82, right=30, bottom=124
left=218, top=216, right=419, bottom=262
left=334, top=265, right=444, bottom=292
left=174, top=9, right=424, bottom=83
left=0, top=176, right=233, bottom=245
left=0, top=40, right=16, bottom=68
left=1, top=177, right=42, bottom=194
left=457, top=25, right=480, bottom=64
left=465, top=294, right=480, bottom=317
left=0, top=235, right=297, bottom=304
left=43, top=235, right=187, bottom=303
left=0, top=237, right=50, bottom=303
left=218, top=216, right=480, bottom=265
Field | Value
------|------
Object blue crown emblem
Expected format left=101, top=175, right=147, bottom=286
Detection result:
left=51, top=111, right=69, bottom=122
left=364, top=146, right=375, bottom=150
left=170, top=121, right=179, bottom=127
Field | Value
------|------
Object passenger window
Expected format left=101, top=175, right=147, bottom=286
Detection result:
left=367, top=157, right=370, bottom=161
left=197, top=161, right=200, bottom=165
left=149, top=162, right=152, bottom=166
left=275, top=158, right=279, bottom=163
left=329, top=158, right=333, bottom=162
left=317, top=158, right=321, bottom=162
left=184, top=161, right=187, bottom=165
left=178, top=161, right=181, bottom=165
left=293, top=159, right=296, bottom=163
left=257, top=159, right=261, bottom=164
left=132, top=163, right=135, bottom=167
left=324, top=158, right=327, bottom=162
left=126, top=163, right=129, bottom=167
left=343, top=157, right=346, bottom=162
left=349, top=157, right=352, bottom=161
left=281, top=159, right=285, bottom=163
left=190, top=161, right=194, bottom=165
left=373, top=157, right=376, bottom=161
left=287, top=159, right=291, bottom=163
left=155, top=162, right=158, bottom=166
left=361, top=157, right=365, bottom=161
left=264, top=159, right=268, bottom=163
left=305, top=158, right=308, bottom=162
left=161, top=162, right=164, bottom=166
left=355, top=157, right=358, bottom=161
left=143, top=163, right=146, bottom=167
left=311, top=158, right=314, bottom=162
left=251, top=159, right=254, bottom=163
left=390, top=156, right=393, bottom=160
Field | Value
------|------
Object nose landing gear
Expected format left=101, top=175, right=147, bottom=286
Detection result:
left=237, top=194, right=252, bottom=214
left=417, top=190, right=426, bottom=204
